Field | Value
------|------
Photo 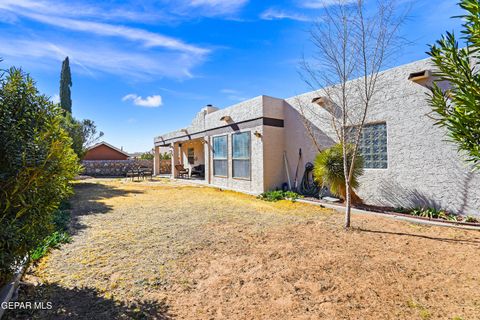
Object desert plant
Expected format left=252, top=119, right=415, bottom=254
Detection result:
left=464, top=216, right=479, bottom=223
left=313, top=144, right=364, bottom=204
left=0, top=67, right=80, bottom=284
left=258, top=190, right=301, bottom=202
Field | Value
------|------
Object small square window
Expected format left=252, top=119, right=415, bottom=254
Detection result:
left=347, top=122, right=387, bottom=169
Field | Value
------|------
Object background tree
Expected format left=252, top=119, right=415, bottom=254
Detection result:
left=428, top=0, right=480, bottom=169
left=57, top=57, right=103, bottom=159
left=140, top=152, right=154, bottom=160
left=300, top=0, right=406, bottom=228
left=60, top=56, right=72, bottom=113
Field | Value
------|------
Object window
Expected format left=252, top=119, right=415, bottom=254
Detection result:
left=232, top=132, right=251, bottom=179
left=187, top=148, right=194, bottom=164
left=348, top=122, right=387, bottom=169
left=212, top=135, right=228, bottom=176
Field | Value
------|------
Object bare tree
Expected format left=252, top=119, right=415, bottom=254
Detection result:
left=300, top=0, right=406, bottom=228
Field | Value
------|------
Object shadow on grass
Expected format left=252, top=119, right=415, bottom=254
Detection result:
left=69, top=182, right=144, bottom=235
left=356, top=227, right=480, bottom=245
left=4, top=282, right=173, bottom=320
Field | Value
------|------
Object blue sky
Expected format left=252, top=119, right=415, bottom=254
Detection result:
left=0, top=0, right=463, bottom=152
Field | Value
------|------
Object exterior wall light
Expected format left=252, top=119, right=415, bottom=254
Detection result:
left=220, top=115, right=232, bottom=122
left=254, top=131, right=262, bottom=138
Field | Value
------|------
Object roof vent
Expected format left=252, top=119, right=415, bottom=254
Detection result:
left=408, top=70, right=432, bottom=82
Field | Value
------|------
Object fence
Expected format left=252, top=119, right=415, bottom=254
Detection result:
left=81, top=160, right=153, bottom=177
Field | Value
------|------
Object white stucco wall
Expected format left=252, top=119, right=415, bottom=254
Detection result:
left=262, top=125, right=286, bottom=191
left=285, top=59, right=480, bottom=215
left=154, top=58, right=480, bottom=215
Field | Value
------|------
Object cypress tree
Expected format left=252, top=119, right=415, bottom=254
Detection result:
left=59, top=56, right=72, bottom=113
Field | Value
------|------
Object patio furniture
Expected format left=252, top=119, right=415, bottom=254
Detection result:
left=175, top=164, right=189, bottom=178
left=126, top=168, right=141, bottom=181
left=140, top=168, right=153, bottom=180
left=191, top=164, right=205, bottom=178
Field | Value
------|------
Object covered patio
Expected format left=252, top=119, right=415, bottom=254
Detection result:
left=170, top=137, right=207, bottom=180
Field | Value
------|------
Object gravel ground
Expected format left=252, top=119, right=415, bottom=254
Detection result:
left=6, top=178, right=480, bottom=319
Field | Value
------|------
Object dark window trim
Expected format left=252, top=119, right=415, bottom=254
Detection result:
left=155, top=116, right=283, bottom=146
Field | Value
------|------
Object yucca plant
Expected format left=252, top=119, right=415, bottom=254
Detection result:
left=313, top=143, right=364, bottom=204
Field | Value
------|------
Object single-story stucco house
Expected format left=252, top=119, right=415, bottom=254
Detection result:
left=153, top=59, right=480, bottom=216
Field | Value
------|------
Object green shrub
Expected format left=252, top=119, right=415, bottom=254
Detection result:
left=30, top=231, right=72, bottom=262
left=258, top=190, right=301, bottom=202
left=464, top=216, right=479, bottom=223
left=396, top=207, right=478, bottom=223
left=0, top=67, right=80, bottom=284
left=140, top=152, right=154, bottom=160
left=313, top=143, right=364, bottom=204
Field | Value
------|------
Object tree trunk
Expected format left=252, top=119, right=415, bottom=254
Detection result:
left=343, top=141, right=351, bottom=229
left=344, top=179, right=351, bottom=229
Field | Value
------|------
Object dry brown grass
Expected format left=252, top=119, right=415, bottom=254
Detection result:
left=7, top=178, right=480, bottom=319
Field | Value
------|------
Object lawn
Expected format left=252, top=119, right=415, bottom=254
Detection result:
left=7, top=178, right=480, bottom=319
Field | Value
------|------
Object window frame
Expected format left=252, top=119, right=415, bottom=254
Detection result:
left=231, top=131, right=252, bottom=180
left=212, top=134, right=228, bottom=178
left=346, top=122, right=388, bottom=170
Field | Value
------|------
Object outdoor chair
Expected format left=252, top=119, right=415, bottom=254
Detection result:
left=191, top=164, right=205, bottom=178
left=140, top=168, right=153, bottom=180
left=126, top=168, right=141, bottom=181
left=174, top=164, right=189, bottom=178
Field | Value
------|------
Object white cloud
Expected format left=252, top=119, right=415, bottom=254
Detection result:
left=0, top=0, right=210, bottom=79
left=0, top=0, right=168, bottom=23
left=186, top=0, right=248, bottom=16
left=0, top=38, right=202, bottom=79
left=260, top=8, right=311, bottom=22
left=220, top=89, right=247, bottom=101
left=299, top=0, right=356, bottom=9
left=220, top=88, right=240, bottom=94
left=5, top=10, right=207, bottom=55
left=50, top=94, right=60, bottom=104
left=122, top=94, right=163, bottom=107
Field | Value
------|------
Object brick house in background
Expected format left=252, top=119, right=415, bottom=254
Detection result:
left=83, top=141, right=130, bottom=160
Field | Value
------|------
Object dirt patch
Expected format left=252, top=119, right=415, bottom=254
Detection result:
left=6, top=178, right=480, bottom=319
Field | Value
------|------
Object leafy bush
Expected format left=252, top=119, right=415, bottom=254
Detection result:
left=313, top=143, right=364, bottom=204
left=258, top=190, right=301, bottom=202
left=394, top=207, right=478, bottom=223
left=0, top=68, right=80, bottom=284
left=61, top=113, right=103, bottom=159
left=159, top=152, right=171, bottom=160
left=30, top=230, right=72, bottom=262
left=140, top=152, right=154, bottom=160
